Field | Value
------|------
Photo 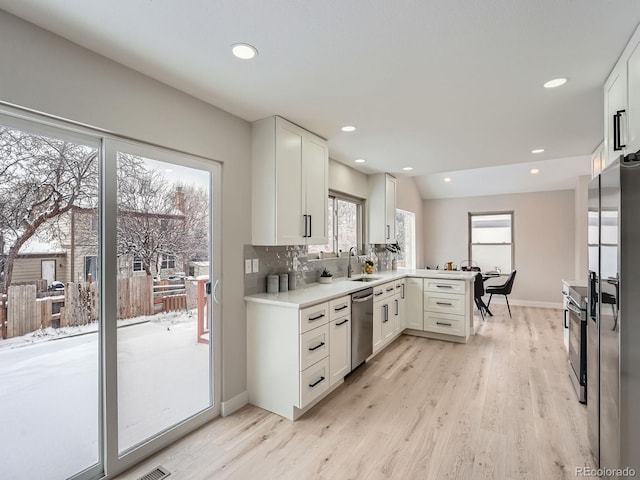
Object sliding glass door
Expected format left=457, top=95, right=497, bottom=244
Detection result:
left=0, top=108, right=222, bottom=479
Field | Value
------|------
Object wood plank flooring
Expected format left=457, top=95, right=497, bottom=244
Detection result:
left=115, top=305, right=593, bottom=480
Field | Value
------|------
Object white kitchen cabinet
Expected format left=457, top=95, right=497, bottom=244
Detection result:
left=247, top=300, right=335, bottom=420
left=626, top=40, right=640, bottom=153
left=328, top=296, right=351, bottom=386
left=368, top=173, right=396, bottom=244
left=372, top=298, right=385, bottom=354
left=251, top=115, right=328, bottom=246
left=591, top=142, right=604, bottom=178
left=423, top=279, right=468, bottom=340
left=393, top=279, right=406, bottom=332
left=405, top=277, right=424, bottom=330
left=603, top=62, right=628, bottom=167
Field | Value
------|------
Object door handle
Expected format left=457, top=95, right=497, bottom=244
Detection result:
left=212, top=279, right=220, bottom=305
left=303, top=214, right=308, bottom=237
left=308, top=215, right=312, bottom=238
left=386, top=225, right=390, bottom=239
left=614, top=109, right=626, bottom=151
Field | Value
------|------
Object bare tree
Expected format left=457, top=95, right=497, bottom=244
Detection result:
left=116, top=154, right=209, bottom=276
left=0, top=126, right=98, bottom=294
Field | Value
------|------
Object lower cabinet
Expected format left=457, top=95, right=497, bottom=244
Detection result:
left=406, top=277, right=424, bottom=330
left=329, top=300, right=351, bottom=386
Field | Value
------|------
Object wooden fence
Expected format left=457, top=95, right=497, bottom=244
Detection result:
left=1, top=276, right=190, bottom=339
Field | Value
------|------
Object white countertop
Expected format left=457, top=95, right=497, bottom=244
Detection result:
left=245, top=269, right=477, bottom=308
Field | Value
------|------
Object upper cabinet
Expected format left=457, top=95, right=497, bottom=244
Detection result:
left=603, top=23, right=640, bottom=165
left=368, top=173, right=396, bottom=244
left=251, top=116, right=328, bottom=246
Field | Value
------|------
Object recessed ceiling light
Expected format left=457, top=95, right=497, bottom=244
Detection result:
left=531, top=168, right=540, bottom=174
left=341, top=125, right=356, bottom=132
left=543, top=78, right=567, bottom=88
left=231, top=43, right=257, bottom=59
left=531, top=148, right=545, bottom=154
left=402, top=167, right=413, bottom=171
left=444, top=177, right=451, bottom=183
left=354, top=158, right=366, bottom=163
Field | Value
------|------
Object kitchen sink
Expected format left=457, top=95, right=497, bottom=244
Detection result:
left=351, top=276, right=381, bottom=282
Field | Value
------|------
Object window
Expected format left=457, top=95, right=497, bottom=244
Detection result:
left=395, top=209, right=416, bottom=269
left=132, top=256, right=144, bottom=272
left=469, top=212, right=513, bottom=273
left=84, top=255, right=98, bottom=281
left=308, top=193, right=363, bottom=256
left=161, top=254, right=176, bottom=269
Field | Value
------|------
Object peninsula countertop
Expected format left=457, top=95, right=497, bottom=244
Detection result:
left=244, top=269, right=477, bottom=309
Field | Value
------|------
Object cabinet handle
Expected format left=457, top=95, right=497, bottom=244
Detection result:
left=436, top=321, right=452, bottom=327
left=436, top=301, right=453, bottom=306
left=309, top=313, right=325, bottom=321
left=395, top=299, right=399, bottom=316
left=334, top=305, right=348, bottom=312
left=564, top=309, right=568, bottom=329
left=308, top=215, right=312, bottom=238
left=309, top=376, right=325, bottom=388
left=614, top=109, right=626, bottom=151
left=336, top=318, right=349, bottom=326
left=375, top=291, right=384, bottom=296
left=436, top=284, right=453, bottom=289
left=401, top=284, right=405, bottom=299
left=309, top=341, right=325, bottom=351
left=303, top=214, right=308, bottom=237
left=387, top=225, right=390, bottom=240
left=383, top=304, right=389, bottom=322
left=386, top=287, right=394, bottom=292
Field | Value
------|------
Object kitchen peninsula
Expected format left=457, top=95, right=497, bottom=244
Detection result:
left=245, top=269, right=477, bottom=420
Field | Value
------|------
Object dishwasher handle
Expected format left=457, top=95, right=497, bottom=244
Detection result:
left=352, top=293, right=374, bottom=303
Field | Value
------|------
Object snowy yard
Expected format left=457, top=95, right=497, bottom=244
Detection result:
left=0, top=311, right=211, bottom=480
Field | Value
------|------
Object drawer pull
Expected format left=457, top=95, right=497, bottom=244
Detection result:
left=436, top=301, right=453, bottom=306
left=309, top=376, right=325, bottom=388
left=334, top=305, right=348, bottom=312
left=436, top=321, right=453, bottom=327
left=396, top=285, right=402, bottom=289
left=436, top=284, right=453, bottom=289
left=375, top=291, right=384, bottom=296
left=386, top=287, right=394, bottom=292
left=309, top=342, right=325, bottom=352
left=309, top=313, right=325, bottom=321
left=336, top=319, right=349, bottom=326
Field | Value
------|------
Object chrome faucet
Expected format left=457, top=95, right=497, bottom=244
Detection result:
left=348, top=246, right=357, bottom=278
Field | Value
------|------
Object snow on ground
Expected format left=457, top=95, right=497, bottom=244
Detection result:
left=0, top=311, right=211, bottom=480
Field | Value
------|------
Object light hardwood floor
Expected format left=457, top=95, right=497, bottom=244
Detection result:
left=116, top=305, right=593, bottom=480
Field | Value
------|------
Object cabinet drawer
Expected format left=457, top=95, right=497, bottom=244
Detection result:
left=394, top=280, right=405, bottom=298
left=329, top=295, right=351, bottom=321
left=424, top=278, right=465, bottom=294
left=300, top=323, right=330, bottom=370
left=300, top=357, right=330, bottom=408
left=424, top=311, right=465, bottom=336
left=424, top=292, right=465, bottom=315
left=374, top=282, right=396, bottom=300
left=300, top=302, right=329, bottom=333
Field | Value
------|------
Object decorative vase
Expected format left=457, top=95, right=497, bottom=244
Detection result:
left=319, top=276, right=332, bottom=284
left=392, top=258, right=397, bottom=270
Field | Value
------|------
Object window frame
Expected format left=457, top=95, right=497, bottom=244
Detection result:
left=468, top=210, right=514, bottom=273
left=395, top=208, right=416, bottom=269
left=308, top=191, right=364, bottom=258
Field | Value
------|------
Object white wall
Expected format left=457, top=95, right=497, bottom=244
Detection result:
left=574, top=175, right=590, bottom=282
left=395, top=175, right=424, bottom=269
left=423, top=189, right=575, bottom=306
left=0, top=11, right=251, bottom=401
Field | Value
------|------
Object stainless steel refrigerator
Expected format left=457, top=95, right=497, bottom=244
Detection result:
left=587, top=154, right=640, bottom=473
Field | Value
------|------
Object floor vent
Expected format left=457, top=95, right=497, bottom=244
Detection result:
left=137, top=466, right=171, bottom=480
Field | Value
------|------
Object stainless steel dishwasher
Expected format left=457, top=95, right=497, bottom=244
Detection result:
left=351, top=288, right=374, bottom=371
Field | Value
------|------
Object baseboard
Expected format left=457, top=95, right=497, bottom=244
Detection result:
left=220, top=390, right=249, bottom=417
left=485, top=298, right=562, bottom=309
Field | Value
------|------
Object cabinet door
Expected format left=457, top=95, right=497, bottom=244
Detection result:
left=405, top=277, right=424, bottom=330
left=627, top=42, right=640, bottom=153
left=604, top=63, right=628, bottom=166
left=392, top=294, right=402, bottom=334
left=275, top=119, right=305, bottom=245
left=329, top=315, right=351, bottom=386
left=382, top=301, right=394, bottom=344
left=385, top=175, right=396, bottom=242
left=303, top=135, right=328, bottom=245
left=373, top=301, right=384, bottom=354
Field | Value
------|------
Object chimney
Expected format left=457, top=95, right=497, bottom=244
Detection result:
left=174, top=186, right=185, bottom=213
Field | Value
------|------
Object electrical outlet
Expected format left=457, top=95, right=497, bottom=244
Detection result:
left=252, top=258, right=259, bottom=273
left=245, top=259, right=252, bottom=274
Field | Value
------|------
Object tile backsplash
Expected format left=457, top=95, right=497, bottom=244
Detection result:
left=244, top=244, right=395, bottom=295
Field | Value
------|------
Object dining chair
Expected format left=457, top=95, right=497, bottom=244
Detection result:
left=473, top=272, right=489, bottom=320
left=485, top=270, right=517, bottom=318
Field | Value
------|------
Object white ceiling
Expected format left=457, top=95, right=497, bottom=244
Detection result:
left=1, top=1, right=639, bottom=198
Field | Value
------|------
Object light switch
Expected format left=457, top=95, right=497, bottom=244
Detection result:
left=252, top=258, right=259, bottom=273
left=245, top=259, right=252, bottom=274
